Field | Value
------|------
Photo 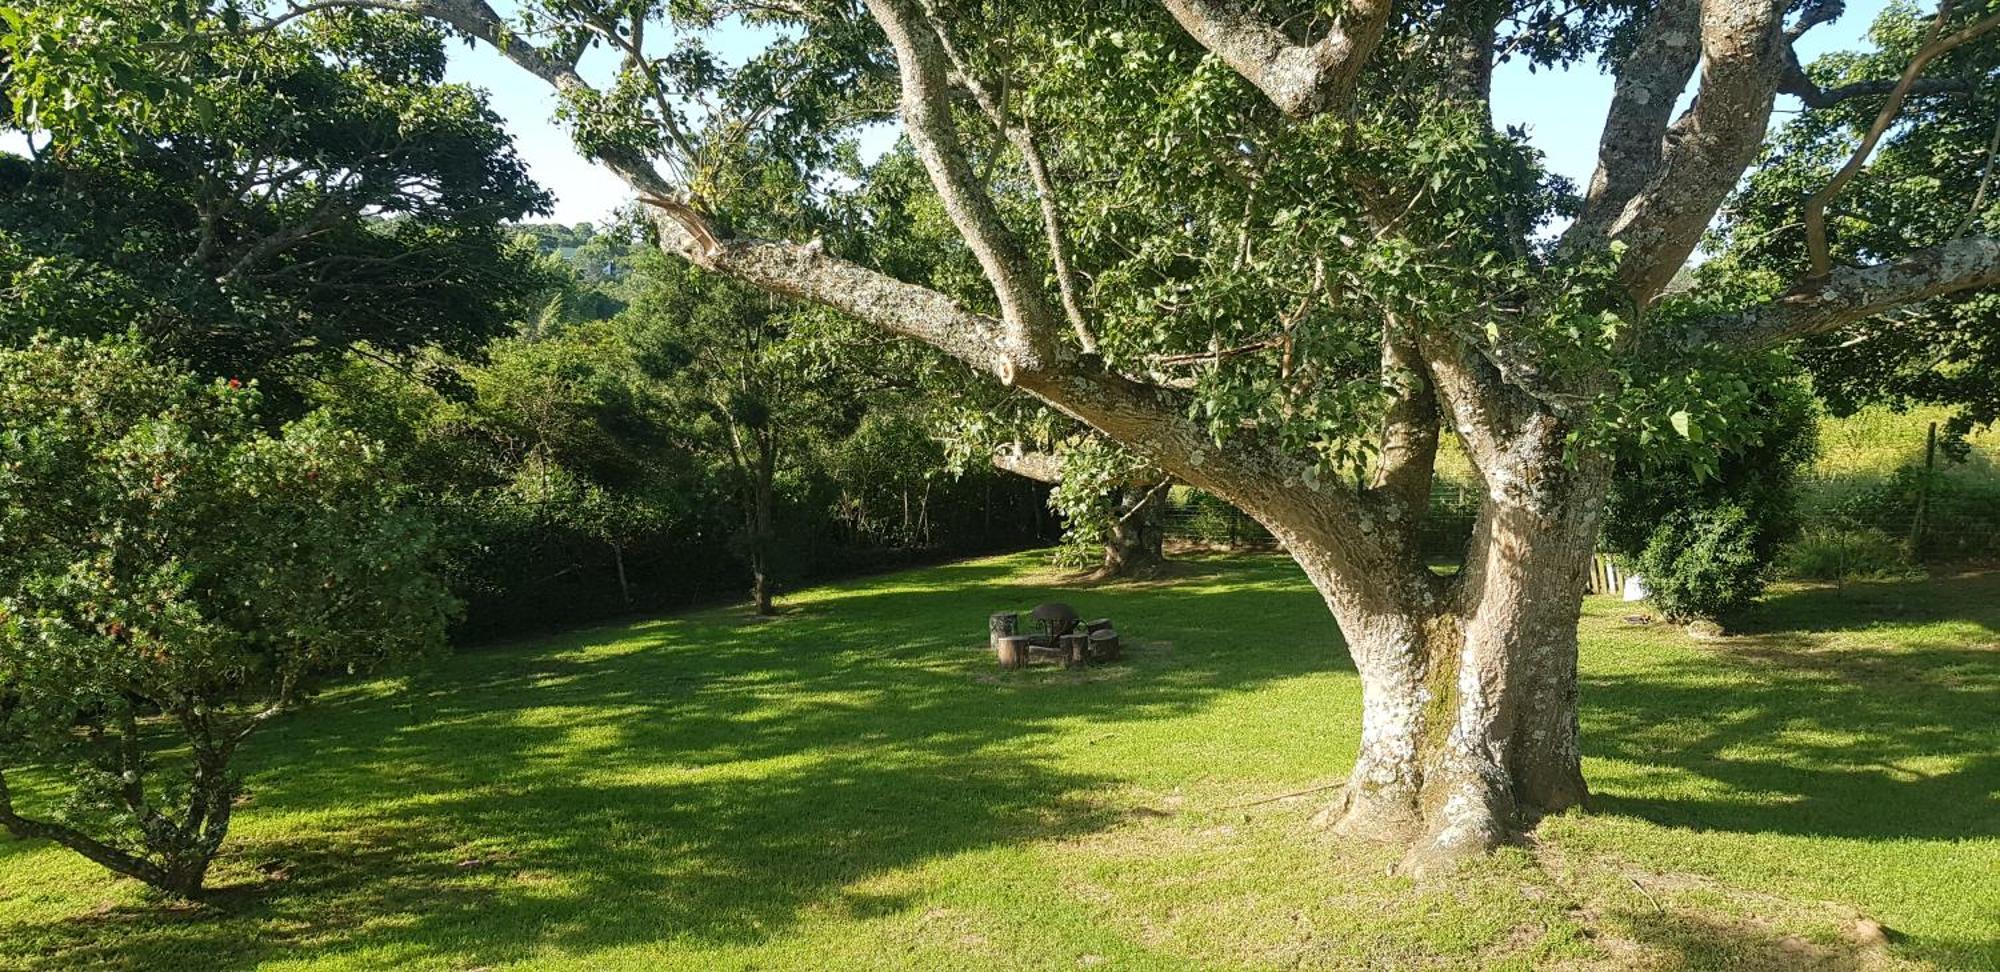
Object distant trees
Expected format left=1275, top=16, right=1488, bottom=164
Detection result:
left=0, top=2, right=549, bottom=392
left=0, top=337, right=454, bottom=896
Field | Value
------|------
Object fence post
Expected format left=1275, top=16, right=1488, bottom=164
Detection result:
left=1909, top=421, right=1937, bottom=558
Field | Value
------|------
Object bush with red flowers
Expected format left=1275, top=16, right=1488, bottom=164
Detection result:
left=0, top=335, right=456, bottom=896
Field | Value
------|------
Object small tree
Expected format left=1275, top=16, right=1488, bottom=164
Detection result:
left=621, top=258, right=863, bottom=615
left=0, top=336, right=455, bottom=897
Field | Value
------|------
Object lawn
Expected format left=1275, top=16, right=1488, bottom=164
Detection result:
left=1, top=552, right=1995, bottom=970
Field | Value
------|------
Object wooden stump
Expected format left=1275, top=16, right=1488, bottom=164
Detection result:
left=996, top=635, right=1030, bottom=670
left=1088, top=628, right=1122, bottom=662
left=1085, top=618, right=1114, bottom=635
left=989, top=612, right=1019, bottom=651
left=1060, top=632, right=1089, bottom=668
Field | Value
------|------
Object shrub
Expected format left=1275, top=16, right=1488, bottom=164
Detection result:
left=1637, top=505, right=1769, bottom=624
left=1603, top=364, right=1819, bottom=624
left=1777, top=526, right=1920, bottom=581
left=0, top=336, right=454, bottom=896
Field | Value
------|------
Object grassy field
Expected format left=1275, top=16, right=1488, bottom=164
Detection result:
left=1, top=552, right=1995, bottom=970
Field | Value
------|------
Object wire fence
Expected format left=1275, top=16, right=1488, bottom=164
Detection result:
left=1161, top=424, right=2000, bottom=566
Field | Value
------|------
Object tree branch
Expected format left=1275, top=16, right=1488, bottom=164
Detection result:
left=1720, top=236, right=2000, bottom=347
left=1803, top=4, right=2000, bottom=277
left=924, top=11, right=1099, bottom=354
left=1372, top=328, right=1440, bottom=521
left=1158, top=0, right=1392, bottom=117
left=0, top=766, right=177, bottom=891
left=989, top=444, right=1066, bottom=484
left=1569, top=0, right=1702, bottom=249
left=1781, top=69, right=1974, bottom=109
left=864, top=0, right=1069, bottom=380
left=1570, top=0, right=1790, bottom=302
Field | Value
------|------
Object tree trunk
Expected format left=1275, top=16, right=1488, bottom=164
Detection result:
left=749, top=548, right=774, bottom=617
left=1308, top=438, right=1606, bottom=875
left=1101, top=484, right=1167, bottom=577
left=748, top=434, right=779, bottom=617
left=611, top=541, right=631, bottom=606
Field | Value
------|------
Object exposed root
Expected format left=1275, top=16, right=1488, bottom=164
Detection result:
left=1309, top=779, right=1421, bottom=843
left=1311, top=766, right=1520, bottom=878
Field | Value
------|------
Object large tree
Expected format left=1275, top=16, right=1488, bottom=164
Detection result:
left=0, top=2, right=548, bottom=390
left=36, top=0, right=1995, bottom=872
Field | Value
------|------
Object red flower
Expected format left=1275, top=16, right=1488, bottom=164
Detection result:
left=227, top=378, right=242, bottom=390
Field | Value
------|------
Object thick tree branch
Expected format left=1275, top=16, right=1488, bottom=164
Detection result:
left=0, top=767, right=177, bottom=891
left=1159, top=0, right=1392, bottom=117
left=924, top=13, right=1099, bottom=354
left=1569, top=0, right=1701, bottom=248
left=1373, top=330, right=1440, bottom=521
left=865, top=0, right=1069, bottom=378
left=1720, top=236, right=2000, bottom=347
left=990, top=444, right=1065, bottom=484
left=1572, top=0, right=1789, bottom=302
left=990, top=444, right=1162, bottom=488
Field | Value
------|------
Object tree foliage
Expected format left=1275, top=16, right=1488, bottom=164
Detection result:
left=0, top=336, right=454, bottom=895
left=0, top=0, right=550, bottom=388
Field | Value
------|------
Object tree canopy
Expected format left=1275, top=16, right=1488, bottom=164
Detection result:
left=0, top=2, right=550, bottom=387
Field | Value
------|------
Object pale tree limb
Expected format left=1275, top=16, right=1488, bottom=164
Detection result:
left=864, top=0, right=1070, bottom=379
left=989, top=444, right=1163, bottom=490
left=1571, top=0, right=1790, bottom=303
left=1158, top=0, right=1393, bottom=117
left=1719, top=236, right=2000, bottom=346
left=1568, top=0, right=1702, bottom=249
left=922, top=10, right=1099, bottom=354
left=1804, top=3, right=2000, bottom=277
left=1372, top=328, right=1441, bottom=522
left=990, top=444, right=1066, bottom=484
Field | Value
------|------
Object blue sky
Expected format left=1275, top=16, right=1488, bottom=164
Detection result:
left=454, top=4, right=1891, bottom=225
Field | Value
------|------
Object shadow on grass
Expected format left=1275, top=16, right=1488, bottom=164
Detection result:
left=12, top=558, right=1997, bottom=969
left=1584, top=571, right=2000, bottom=843
left=2, top=553, right=1345, bottom=970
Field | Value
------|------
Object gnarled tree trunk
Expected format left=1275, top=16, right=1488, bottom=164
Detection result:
left=1102, top=484, right=1167, bottom=577
left=1306, top=428, right=1605, bottom=873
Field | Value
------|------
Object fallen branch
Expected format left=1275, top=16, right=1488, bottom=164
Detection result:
left=1219, top=781, right=1345, bottom=810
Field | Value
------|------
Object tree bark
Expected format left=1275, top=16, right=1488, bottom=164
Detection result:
left=1306, top=415, right=1603, bottom=875
left=747, top=482, right=776, bottom=616
left=744, top=430, right=779, bottom=616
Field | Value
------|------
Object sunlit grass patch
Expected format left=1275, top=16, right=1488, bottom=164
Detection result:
left=1, top=552, right=1993, bottom=969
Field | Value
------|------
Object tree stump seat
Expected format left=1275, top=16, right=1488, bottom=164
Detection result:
left=990, top=604, right=1122, bottom=668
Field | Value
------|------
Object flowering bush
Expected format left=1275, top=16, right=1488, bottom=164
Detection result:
left=0, top=336, right=455, bottom=895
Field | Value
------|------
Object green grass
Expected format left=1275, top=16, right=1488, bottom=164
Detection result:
left=1, top=553, right=1995, bottom=970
